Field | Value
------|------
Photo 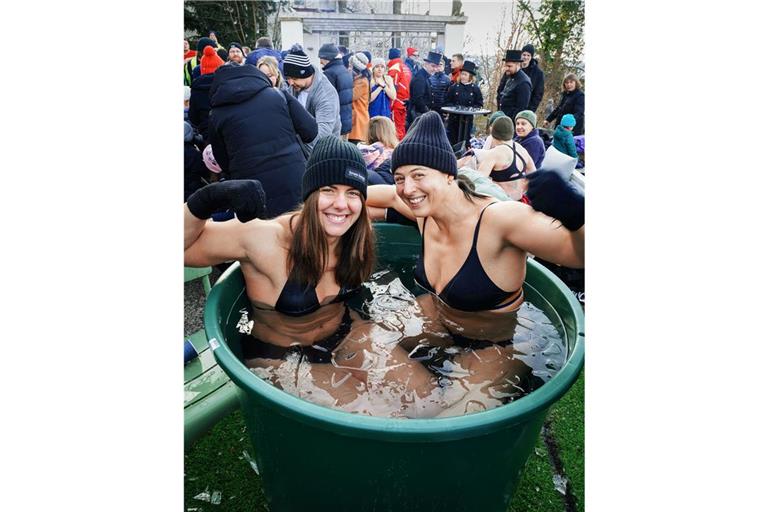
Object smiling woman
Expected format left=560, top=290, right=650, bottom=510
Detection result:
left=184, top=136, right=435, bottom=410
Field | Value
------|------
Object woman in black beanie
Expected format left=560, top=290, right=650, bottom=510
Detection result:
left=184, top=136, right=435, bottom=415
left=366, top=111, right=584, bottom=414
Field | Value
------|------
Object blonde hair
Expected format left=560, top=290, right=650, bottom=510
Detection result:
left=257, top=56, right=283, bottom=88
left=368, top=116, right=399, bottom=149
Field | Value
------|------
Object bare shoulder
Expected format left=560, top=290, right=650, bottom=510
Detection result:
left=482, top=200, right=534, bottom=227
left=240, top=216, right=291, bottom=258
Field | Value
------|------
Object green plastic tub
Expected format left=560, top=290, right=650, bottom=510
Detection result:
left=205, top=223, right=585, bottom=512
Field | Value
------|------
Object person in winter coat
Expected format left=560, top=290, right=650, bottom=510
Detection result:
left=387, top=48, right=411, bottom=140
left=368, top=57, right=395, bottom=119
left=407, top=51, right=441, bottom=128
left=226, top=42, right=245, bottom=65
left=551, top=114, right=578, bottom=158
left=245, top=37, right=284, bottom=72
left=188, top=45, right=224, bottom=146
left=449, top=53, right=464, bottom=83
left=185, top=37, right=215, bottom=86
left=207, top=64, right=318, bottom=218
left=428, top=57, right=452, bottom=114
left=496, top=49, right=532, bottom=121
left=283, top=48, right=341, bottom=157
left=184, top=122, right=209, bottom=201
left=544, top=73, right=585, bottom=136
left=520, top=44, right=545, bottom=113
left=318, top=43, right=353, bottom=138
left=513, top=110, right=546, bottom=168
left=348, top=53, right=371, bottom=143
left=405, top=47, right=421, bottom=75
left=444, top=60, right=484, bottom=145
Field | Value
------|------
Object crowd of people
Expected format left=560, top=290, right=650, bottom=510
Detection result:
left=183, top=32, right=586, bottom=416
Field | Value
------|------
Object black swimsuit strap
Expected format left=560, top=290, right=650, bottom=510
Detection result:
left=472, top=202, right=498, bottom=245
left=501, top=143, right=526, bottom=179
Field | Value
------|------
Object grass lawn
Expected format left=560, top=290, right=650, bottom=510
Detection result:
left=184, top=370, right=584, bottom=511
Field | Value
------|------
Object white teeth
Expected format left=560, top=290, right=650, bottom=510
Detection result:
left=408, top=196, right=425, bottom=205
left=326, top=214, right=347, bottom=223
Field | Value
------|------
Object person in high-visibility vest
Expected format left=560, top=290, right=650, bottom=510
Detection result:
left=185, top=37, right=215, bottom=87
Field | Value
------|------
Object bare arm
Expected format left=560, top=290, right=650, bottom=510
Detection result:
left=366, top=185, right=417, bottom=221
left=491, top=201, right=584, bottom=268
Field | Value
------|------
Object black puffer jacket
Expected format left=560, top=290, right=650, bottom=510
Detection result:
left=522, top=58, right=545, bottom=112
left=188, top=73, right=215, bottom=141
left=208, top=65, right=318, bottom=218
left=322, top=59, right=353, bottom=135
left=546, top=88, right=585, bottom=136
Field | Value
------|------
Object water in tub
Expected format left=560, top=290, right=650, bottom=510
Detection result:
left=239, top=265, right=567, bottom=419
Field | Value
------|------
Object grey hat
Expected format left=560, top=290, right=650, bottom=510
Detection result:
left=318, top=43, right=340, bottom=60
left=350, top=52, right=369, bottom=72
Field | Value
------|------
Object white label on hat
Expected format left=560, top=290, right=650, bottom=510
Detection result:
left=346, top=168, right=366, bottom=183
left=208, top=338, right=220, bottom=351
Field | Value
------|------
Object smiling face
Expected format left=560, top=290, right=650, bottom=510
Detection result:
left=316, top=185, right=363, bottom=238
left=228, top=47, right=244, bottom=64
left=515, top=118, right=533, bottom=137
left=393, top=165, right=452, bottom=217
left=521, top=51, right=532, bottom=67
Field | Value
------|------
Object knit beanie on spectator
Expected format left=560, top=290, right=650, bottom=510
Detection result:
left=302, top=136, right=368, bottom=200
left=406, top=47, right=417, bottom=57
left=522, top=44, right=535, bottom=56
left=350, top=52, right=369, bottom=73
left=515, top=110, right=537, bottom=128
left=362, top=51, right=372, bottom=67
left=201, top=46, right=224, bottom=75
left=560, top=114, right=576, bottom=128
left=487, top=110, right=506, bottom=128
left=283, top=49, right=315, bottom=78
left=196, top=37, right=216, bottom=53
left=228, top=42, right=243, bottom=53
left=388, top=48, right=401, bottom=60
left=371, top=57, right=386, bottom=68
left=318, top=43, right=340, bottom=60
left=391, top=111, right=457, bottom=177
left=491, top=116, right=515, bottom=141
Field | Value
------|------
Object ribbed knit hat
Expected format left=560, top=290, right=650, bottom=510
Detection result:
left=388, top=48, right=401, bottom=60
left=515, top=110, right=537, bottom=128
left=350, top=52, right=369, bottom=72
left=302, top=136, right=368, bottom=200
left=491, top=116, right=514, bottom=141
left=371, top=57, right=386, bottom=68
left=391, top=111, right=457, bottom=177
left=228, top=42, right=243, bottom=53
left=201, top=45, right=224, bottom=75
left=487, top=110, right=506, bottom=129
left=318, top=43, right=340, bottom=60
left=560, top=114, right=576, bottom=127
left=406, top=47, right=417, bottom=57
left=283, top=49, right=315, bottom=78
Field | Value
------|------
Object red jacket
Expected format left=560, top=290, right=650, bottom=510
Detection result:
left=387, top=58, right=411, bottom=103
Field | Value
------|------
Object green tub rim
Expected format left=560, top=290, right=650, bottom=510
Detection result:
left=205, top=235, right=584, bottom=442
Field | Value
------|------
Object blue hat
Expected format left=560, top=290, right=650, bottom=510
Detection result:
left=362, top=51, right=372, bottom=63
left=560, top=114, right=576, bottom=127
left=388, top=48, right=401, bottom=59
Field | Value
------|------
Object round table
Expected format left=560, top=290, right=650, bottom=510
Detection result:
left=441, top=106, right=491, bottom=148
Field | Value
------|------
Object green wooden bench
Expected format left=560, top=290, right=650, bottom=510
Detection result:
left=184, top=266, right=238, bottom=448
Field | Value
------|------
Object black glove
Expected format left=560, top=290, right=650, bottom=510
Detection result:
left=526, top=170, right=584, bottom=231
left=187, top=180, right=267, bottom=223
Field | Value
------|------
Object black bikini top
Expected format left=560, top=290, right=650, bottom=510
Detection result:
left=255, top=266, right=358, bottom=317
left=489, top=143, right=527, bottom=182
left=413, top=203, right=523, bottom=312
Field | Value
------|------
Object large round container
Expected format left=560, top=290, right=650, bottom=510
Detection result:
left=205, top=223, right=584, bottom=512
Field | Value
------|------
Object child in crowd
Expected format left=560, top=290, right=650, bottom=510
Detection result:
left=444, top=60, right=483, bottom=145
left=552, top=113, right=578, bottom=158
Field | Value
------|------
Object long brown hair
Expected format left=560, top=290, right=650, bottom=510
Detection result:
left=286, top=192, right=376, bottom=288
left=456, top=173, right=487, bottom=202
left=562, top=73, right=582, bottom=91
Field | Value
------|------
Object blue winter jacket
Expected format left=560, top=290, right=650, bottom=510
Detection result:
left=428, top=71, right=452, bottom=112
left=515, top=128, right=546, bottom=168
left=322, top=59, right=354, bottom=135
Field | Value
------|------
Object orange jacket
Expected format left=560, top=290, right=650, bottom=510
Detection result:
left=349, top=75, right=370, bottom=141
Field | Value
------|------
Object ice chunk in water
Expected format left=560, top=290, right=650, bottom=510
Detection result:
left=193, top=488, right=211, bottom=502
left=242, top=450, right=260, bottom=474
left=553, top=474, right=568, bottom=495
left=210, top=491, right=222, bottom=505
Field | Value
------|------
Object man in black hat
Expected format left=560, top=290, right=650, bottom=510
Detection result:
left=521, top=43, right=545, bottom=112
left=408, top=50, right=442, bottom=129
left=226, top=42, right=245, bottom=65
left=496, top=49, right=532, bottom=121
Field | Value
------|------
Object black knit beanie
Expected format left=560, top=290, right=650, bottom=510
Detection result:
left=390, top=111, right=457, bottom=177
left=302, top=136, right=368, bottom=200
left=522, top=44, right=535, bottom=57
left=283, top=49, right=315, bottom=79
